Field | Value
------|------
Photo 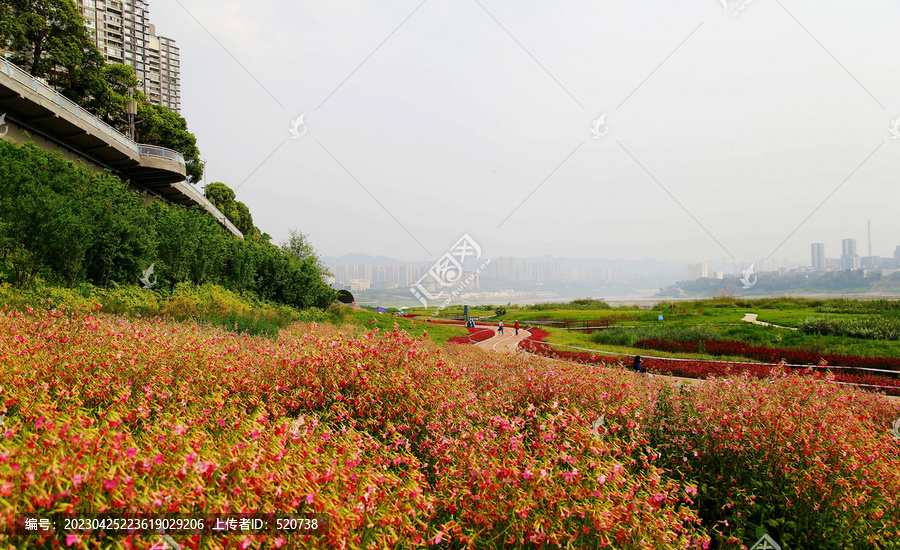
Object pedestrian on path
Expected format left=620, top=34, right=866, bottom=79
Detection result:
left=498, top=321, right=504, bottom=335
left=514, top=321, right=519, bottom=335
left=633, top=355, right=644, bottom=374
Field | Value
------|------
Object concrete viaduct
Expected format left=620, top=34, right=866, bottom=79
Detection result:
left=0, top=58, right=242, bottom=238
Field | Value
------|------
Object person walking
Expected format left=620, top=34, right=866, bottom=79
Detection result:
left=633, top=355, right=644, bottom=374
left=514, top=320, right=519, bottom=335
left=498, top=320, right=504, bottom=335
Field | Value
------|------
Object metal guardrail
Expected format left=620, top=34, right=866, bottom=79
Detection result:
left=138, top=144, right=184, bottom=163
left=1, top=58, right=184, bottom=166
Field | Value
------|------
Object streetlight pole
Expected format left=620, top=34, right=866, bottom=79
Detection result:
left=126, top=88, right=137, bottom=141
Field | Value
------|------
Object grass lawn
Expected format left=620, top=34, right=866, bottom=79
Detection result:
left=530, top=325, right=773, bottom=364
left=336, top=307, right=469, bottom=344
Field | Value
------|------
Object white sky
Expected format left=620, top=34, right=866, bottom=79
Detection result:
left=151, top=0, right=900, bottom=266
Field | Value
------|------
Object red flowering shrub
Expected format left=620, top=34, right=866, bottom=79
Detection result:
left=636, top=337, right=900, bottom=373
left=448, top=327, right=494, bottom=345
left=525, top=334, right=900, bottom=396
left=636, top=339, right=700, bottom=354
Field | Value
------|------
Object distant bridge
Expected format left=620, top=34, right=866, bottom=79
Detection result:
left=0, top=58, right=242, bottom=238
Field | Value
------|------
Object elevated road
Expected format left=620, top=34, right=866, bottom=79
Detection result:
left=0, top=58, right=242, bottom=238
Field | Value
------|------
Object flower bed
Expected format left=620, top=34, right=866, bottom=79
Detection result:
left=448, top=326, right=494, bottom=344
left=524, top=333, right=900, bottom=395
left=635, top=338, right=900, bottom=373
left=2, top=309, right=899, bottom=548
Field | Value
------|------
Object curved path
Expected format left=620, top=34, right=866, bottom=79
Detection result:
left=475, top=327, right=532, bottom=354
left=741, top=313, right=798, bottom=331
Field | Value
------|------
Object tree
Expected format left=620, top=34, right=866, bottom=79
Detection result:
left=88, top=63, right=142, bottom=129
left=281, top=229, right=330, bottom=278
left=205, top=181, right=259, bottom=237
left=135, top=102, right=203, bottom=183
left=0, top=0, right=106, bottom=105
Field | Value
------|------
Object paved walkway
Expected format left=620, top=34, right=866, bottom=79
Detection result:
left=475, top=327, right=532, bottom=354
left=741, top=313, right=798, bottom=330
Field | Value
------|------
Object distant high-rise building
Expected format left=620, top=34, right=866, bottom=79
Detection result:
left=841, top=239, right=858, bottom=270
left=687, top=263, right=708, bottom=281
left=868, top=220, right=873, bottom=261
left=895, top=245, right=900, bottom=260
left=76, top=1, right=181, bottom=113
left=811, top=243, right=825, bottom=271
left=146, top=25, right=181, bottom=112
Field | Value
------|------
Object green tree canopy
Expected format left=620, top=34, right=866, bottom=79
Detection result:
left=88, top=63, right=142, bottom=129
left=136, top=102, right=203, bottom=183
left=281, top=229, right=330, bottom=279
left=0, top=139, right=336, bottom=310
left=0, top=0, right=105, bottom=105
left=204, top=181, right=258, bottom=237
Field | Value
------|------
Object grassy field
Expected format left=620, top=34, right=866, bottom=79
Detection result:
left=339, top=307, right=470, bottom=344
left=532, top=326, right=761, bottom=364
left=505, top=297, right=900, bottom=362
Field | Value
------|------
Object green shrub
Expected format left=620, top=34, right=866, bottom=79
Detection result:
left=799, top=316, right=900, bottom=341
left=0, top=140, right=336, bottom=311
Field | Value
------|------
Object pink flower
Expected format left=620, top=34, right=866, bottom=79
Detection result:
left=103, top=478, right=119, bottom=492
left=306, top=494, right=314, bottom=505
left=125, top=448, right=137, bottom=458
left=66, top=534, right=81, bottom=546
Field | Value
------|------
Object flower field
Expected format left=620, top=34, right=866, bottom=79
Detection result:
left=1, top=308, right=900, bottom=549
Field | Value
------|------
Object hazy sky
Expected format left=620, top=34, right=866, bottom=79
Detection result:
left=151, top=0, right=900, bottom=266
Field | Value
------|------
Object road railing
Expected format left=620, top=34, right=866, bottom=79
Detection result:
left=2, top=58, right=185, bottom=166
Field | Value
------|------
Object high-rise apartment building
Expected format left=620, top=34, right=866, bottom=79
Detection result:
left=841, top=239, right=859, bottom=270
left=76, top=0, right=181, bottom=113
left=147, top=25, right=181, bottom=112
left=687, top=263, right=708, bottom=281
left=810, top=243, right=825, bottom=271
